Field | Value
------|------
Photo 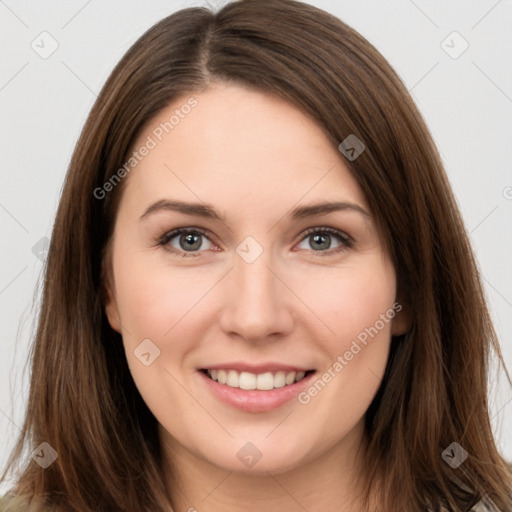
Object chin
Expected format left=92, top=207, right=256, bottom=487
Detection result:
left=198, top=437, right=311, bottom=475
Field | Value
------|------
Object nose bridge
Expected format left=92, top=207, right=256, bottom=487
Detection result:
left=219, top=241, right=293, bottom=340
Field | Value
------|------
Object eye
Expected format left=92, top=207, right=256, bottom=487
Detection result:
left=296, top=227, right=353, bottom=255
left=158, top=227, right=215, bottom=257
left=157, top=226, right=354, bottom=258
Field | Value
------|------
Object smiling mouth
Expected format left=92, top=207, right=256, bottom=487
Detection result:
left=199, top=368, right=316, bottom=391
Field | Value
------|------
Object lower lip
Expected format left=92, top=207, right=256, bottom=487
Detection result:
left=198, top=370, right=316, bottom=413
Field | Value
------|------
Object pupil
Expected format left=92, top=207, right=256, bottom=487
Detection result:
left=312, top=234, right=330, bottom=250
left=181, top=233, right=201, bottom=251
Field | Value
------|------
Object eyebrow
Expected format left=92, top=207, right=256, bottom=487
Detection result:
left=139, top=199, right=370, bottom=222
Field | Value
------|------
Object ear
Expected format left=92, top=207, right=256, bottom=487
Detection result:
left=104, top=284, right=121, bottom=333
left=101, top=261, right=122, bottom=333
left=391, top=295, right=411, bottom=337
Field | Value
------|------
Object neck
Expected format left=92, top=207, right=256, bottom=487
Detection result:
left=161, top=419, right=381, bottom=512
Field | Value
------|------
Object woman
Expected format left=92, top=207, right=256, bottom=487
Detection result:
left=1, top=0, right=511, bottom=510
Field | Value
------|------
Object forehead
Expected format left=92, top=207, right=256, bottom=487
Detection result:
left=122, top=83, right=369, bottom=218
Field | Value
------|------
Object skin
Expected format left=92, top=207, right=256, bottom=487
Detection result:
left=104, top=82, right=410, bottom=512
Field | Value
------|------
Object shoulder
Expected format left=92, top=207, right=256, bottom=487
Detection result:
left=0, top=494, right=51, bottom=512
left=0, top=494, right=19, bottom=512
left=437, top=499, right=500, bottom=512
left=469, top=500, right=500, bottom=511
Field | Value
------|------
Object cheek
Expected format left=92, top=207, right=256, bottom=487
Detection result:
left=292, top=257, right=396, bottom=409
left=111, top=255, right=204, bottom=410
left=293, top=257, right=397, bottom=345
left=112, top=252, right=206, bottom=342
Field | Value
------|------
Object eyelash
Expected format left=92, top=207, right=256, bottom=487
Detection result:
left=157, top=227, right=354, bottom=258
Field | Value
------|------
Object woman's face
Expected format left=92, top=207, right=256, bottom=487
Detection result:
left=104, top=82, right=409, bottom=475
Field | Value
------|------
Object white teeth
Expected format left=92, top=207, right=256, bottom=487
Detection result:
left=273, top=371, right=286, bottom=388
left=226, top=370, right=238, bottom=387
left=239, top=371, right=257, bottom=390
left=256, top=372, right=274, bottom=390
left=206, top=369, right=310, bottom=390
left=295, top=371, right=305, bottom=382
left=285, top=372, right=295, bottom=385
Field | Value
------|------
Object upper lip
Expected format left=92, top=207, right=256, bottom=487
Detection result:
left=200, top=362, right=315, bottom=373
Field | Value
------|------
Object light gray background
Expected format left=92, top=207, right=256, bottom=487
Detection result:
left=1, top=0, right=511, bottom=492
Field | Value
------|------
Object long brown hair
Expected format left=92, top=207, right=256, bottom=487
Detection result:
left=2, top=1, right=511, bottom=510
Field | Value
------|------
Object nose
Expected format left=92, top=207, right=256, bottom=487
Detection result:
left=218, top=246, right=294, bottom=343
